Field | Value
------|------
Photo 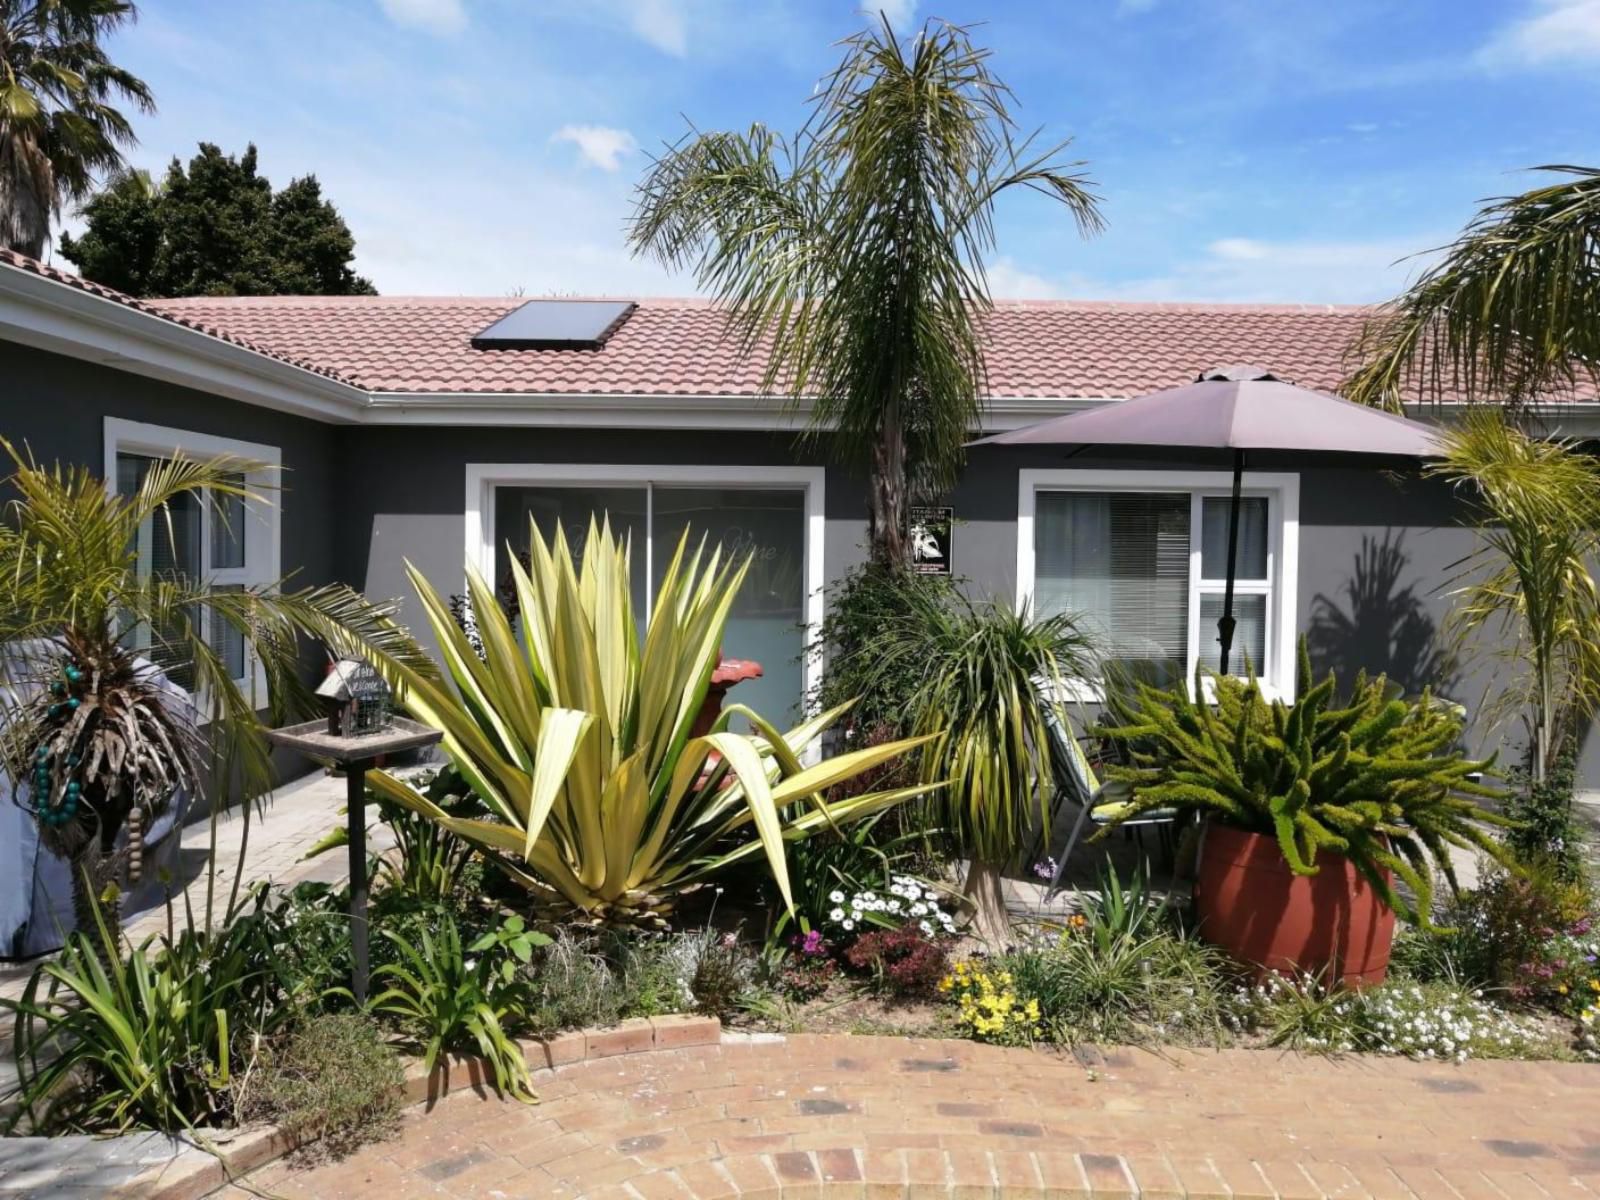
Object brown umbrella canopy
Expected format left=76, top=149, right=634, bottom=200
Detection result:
left=973, top=365, right=1441, bottom=456
left=973, top=366, right=1442, bottom=676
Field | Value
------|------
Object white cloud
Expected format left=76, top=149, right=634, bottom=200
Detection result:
left=376, top=0, right=466, bottom=35
left=630, top=0, right=688, bottom=56
left=1481, top=0, right=1600, bottom=67
left=986, top=256, right=1067, bottom=300
left=861, top=0, right=917, bottom=30
left=553, top=125, right=639, bottom=171
left=984, top=235, right=1445, bottom=306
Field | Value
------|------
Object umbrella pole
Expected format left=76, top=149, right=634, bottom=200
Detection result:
left=1216, top=449, right=1243, bottom=678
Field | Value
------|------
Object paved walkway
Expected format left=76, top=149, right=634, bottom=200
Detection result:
left=223, top=1033, right=1598, bottom=1199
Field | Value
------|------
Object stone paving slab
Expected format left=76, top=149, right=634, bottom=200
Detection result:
left=217, top=1033, right=1599, bottom=1199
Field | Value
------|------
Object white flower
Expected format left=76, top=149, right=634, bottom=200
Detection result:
left=919, top=920, right=934, bottom=935
left=910, top=903, right=928, bottom=917
left=829, top=907, right=845, bottom=921
left=829, top=890, right=845, bottom=904
left=842, top=919, right=855, bottom=931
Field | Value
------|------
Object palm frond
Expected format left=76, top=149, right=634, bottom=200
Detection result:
left=1345, top=165, right=1600, bottom=412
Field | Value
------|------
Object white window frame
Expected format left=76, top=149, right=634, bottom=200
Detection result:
left=1016, top=468, right=1300, bottom=702
left=104, top=418, right=281, bottom=704
left=465, top=462, right=827, bottom=715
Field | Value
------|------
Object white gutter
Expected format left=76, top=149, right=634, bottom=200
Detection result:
left=0, top=265, right=368, bottom=423
left=363, top=390, right=1112, bottom=431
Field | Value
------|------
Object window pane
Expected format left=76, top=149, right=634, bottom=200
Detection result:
left=118, top=453, right=200, bottom=691
left=652, top=487, right=807, bottom=726
left=494, top=486, right=648, bottom=619
left=210, top=585, right=247, bottom=682
left=1201, top=496, right=1268, bottom=581
left=1035, top=492, right=1189, bottom=688
left=210, top=474, right=246, bottom=570
left=1199, top=592, right=1267, bottom=677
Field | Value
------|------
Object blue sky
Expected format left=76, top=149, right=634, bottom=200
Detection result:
left=74, top=0, right=1600, bottom=302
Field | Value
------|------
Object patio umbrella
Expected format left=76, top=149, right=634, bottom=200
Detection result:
left=972, top=365, right=1442, bottom=676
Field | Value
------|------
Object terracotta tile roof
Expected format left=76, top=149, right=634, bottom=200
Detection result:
left=149, top=292, right=1384, bottom=399
left=0, top=248, right=359, bottom=386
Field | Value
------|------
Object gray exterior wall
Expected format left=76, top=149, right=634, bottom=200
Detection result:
left=2, top=334, right=1571, bottom=786
left=0, top=338, right=347, bottom=788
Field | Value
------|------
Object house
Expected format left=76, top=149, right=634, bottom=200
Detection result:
left=4, top=246, right=1597, bottom=787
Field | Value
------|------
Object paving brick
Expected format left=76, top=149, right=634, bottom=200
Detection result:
left=653, top=1014, right=724, bottom=1050
left=586, top=1017, right=658, bottom=1060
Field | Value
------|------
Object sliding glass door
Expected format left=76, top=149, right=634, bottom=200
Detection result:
left=492, top=480, right=809, bottom=724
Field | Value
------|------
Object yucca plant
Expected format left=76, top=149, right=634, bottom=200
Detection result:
left=1097, top=642, right=1516, bottom=924
left=361, top=519, right=939, bottom=928
left=860, top=581, right=1096, bottom=943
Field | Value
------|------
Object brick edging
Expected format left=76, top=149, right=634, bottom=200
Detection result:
left=121, top=1014, right=723, bottom=1199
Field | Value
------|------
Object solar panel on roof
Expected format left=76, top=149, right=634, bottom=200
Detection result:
left=471, top=300, right=636, bottom=350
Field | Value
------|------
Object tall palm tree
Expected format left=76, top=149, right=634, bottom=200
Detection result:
left=0, top=441, right=430, bottom=948
left=630, top=18, right=1101, bottom=566
left=1345, top=165, right=1600, bottom=413
left=0, top=0, right=152, bottom=259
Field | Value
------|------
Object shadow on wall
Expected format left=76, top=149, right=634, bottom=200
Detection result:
left=1306, top=532, right=1460, bottom=700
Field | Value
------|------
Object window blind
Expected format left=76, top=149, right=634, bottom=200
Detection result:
left=1034, top=491, right=1191, bottom=681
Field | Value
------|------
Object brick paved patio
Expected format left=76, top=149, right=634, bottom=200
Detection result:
left=220, top=1032, right=1598, bottom=1199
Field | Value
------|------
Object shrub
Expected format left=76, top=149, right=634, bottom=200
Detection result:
left=777, top=934, right=840, bottom=1000
left=998, top=922, right=1235, bottom=1046
left=938, top=960, right=1041, bottom=1045
left=1503, top=750, right=1587, bottom=883
left=818, top=874, right=958, bottom=938
left=1443, top=866, right=1593, bottom=994
left=1099, top=641, right=1514, bottom=923
left=521, top=929, right=622, bottom=1034
left=688, top=933, right=758, bottom=1018
left=1232, top=974, right=1560, bottom=1061
left=238, top=1014, right=403, bottom=1161
left=368, top=911, right=548, bottom=1101
left=844, top=925, right=951, bottom=998
left=769, top=808, right=931, bottom=940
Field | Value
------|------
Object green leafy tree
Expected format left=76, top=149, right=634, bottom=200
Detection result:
left=1345, top=165, right=1600, bottom=412
left=60, top=142, right=376, bottom=296
left=0, top=0, right=153, bottom=259
left=630, top=18, right=1100, bottom=566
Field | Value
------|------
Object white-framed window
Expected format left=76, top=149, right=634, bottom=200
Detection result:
left=104, top=418, right=281, bottom=703
left=1016, top=468, right=1300, bottom=701
left=465, top=463, right=826, bottom=727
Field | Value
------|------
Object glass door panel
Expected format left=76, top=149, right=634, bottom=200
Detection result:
left=651, top=487, right=806, bottom=726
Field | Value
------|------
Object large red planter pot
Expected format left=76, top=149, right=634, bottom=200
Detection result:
left=1193, top=822, right=1396, bottom=988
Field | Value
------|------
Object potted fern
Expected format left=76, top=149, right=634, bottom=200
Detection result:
left=1098, top=642, right=1514, bottom=986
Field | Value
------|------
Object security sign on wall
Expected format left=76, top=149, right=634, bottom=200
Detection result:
left=910, top=506, right=953, bottom=576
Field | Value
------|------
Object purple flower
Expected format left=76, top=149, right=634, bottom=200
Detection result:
left=1031, top=857, right=1058, bottom=881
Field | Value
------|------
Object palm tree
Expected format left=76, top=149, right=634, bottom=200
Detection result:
left=0, top=0, right=153, bottom=259
left=630, top=18, right=1101, bottom=566
left=0, top=441, right=429, bottom=949
left=1345, top=165, right=1600, bottom=413
left=1428, top=411, right=1600, bottom=790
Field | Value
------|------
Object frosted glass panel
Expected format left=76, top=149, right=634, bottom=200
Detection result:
left=1035, top=492, right=1189, bottom=689
left=118, top=453, right=200, bottom=690
left=1201, top=496, right=1267, bottom=580
left=652, top=487, right=806, bottom=726
left=496, top=486, right=648, bottom=619
left=1199, top=592, right=1267, bottom=677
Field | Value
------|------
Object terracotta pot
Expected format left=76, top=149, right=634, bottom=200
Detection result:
left=1193, top=821, right=1396, bottom=988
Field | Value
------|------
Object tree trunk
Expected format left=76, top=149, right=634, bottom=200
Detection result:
left=870, top=395, right=909, bottom=566
left=962, top=857, right=1011, bottom=947
left=70, top=840, right=123, bottom=971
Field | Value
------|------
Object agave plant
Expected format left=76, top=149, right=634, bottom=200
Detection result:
left=363, top=519, right=939, bottom=927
